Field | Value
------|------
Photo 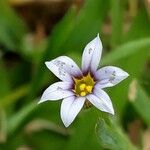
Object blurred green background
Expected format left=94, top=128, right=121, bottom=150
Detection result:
left=0, top=0, right=150, bottom=150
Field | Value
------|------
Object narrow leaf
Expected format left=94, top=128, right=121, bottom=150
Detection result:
left=102, top=38, right=150, bottom=65
left=128, top=80, right=150, bottom=126
left=96, top=117, right=136, bottom=150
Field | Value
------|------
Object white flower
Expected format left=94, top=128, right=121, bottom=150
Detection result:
left=38, top=34, right=129, bottom=127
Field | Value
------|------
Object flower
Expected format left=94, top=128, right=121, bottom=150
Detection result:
left=38, top=34, right=129, bottom=127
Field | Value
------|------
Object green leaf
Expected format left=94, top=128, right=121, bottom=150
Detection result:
left=96, top=117, right=136, bottom=150
left=0, top=0, right=27, bottom=50
left=7, top=101, right=36, bottom=134
left=123, top=8, right=150, bottom=42
left=0, top=61, right=10, bottom=97
left=0, top=109, right=7, bottom=143
left=128, top=80, right=150, bottom=126
left=49, top=7, right=77, bottom=54
left=110, top=0, right=125, bottom=47
left=101, top=38, right=150, bottom=65
left=51, top=0, right=110, bottom=52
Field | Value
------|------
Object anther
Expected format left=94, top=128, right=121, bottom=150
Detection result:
left=86, top=85, right=92, bottom=93
left=80, top=91, right=86, bottom=96
left=79, top=83, right=86, bottom=91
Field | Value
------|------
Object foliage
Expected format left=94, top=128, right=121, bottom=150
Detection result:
left=96, top=116, right=136, bottom=150
left=0, top=0, right=150, bottom=149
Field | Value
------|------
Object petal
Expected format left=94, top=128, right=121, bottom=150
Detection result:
left=38, top=82, right=74, bottom=104
left=60, top=96, right=85, bottom=127
left=45, top=56, right=82, bottom=82
left=94, top=85, right=114, bottom=114
left=86, top=92, right=114, bottom=115
left=95, top=66, right=129, bottom=88
left=82, top=34, right=102, bottom=73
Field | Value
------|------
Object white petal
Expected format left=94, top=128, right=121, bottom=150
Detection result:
left=82, top=34, right=102, bottom=73
left=93, top=86, right=114, bottom=114
left=60, top=96, right=85, bottom=127
left=45, top=56, right=82, bottom=82
left=95, top=66, right=129, bottom=88
left=38, top=82, right=74, bottom=104
left=86, top=93, right=114, bottom=115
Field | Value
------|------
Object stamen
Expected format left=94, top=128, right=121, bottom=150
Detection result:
left=86, top=85, right=92, bottom=93
left=79, top=83, right=86, bottom=91
left=73, top=73, right=95, bottom=97
left=80, top=91, right=86, bottom=96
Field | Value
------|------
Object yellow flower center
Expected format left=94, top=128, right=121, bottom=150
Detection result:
left=73, top=73, right=95, bottom=97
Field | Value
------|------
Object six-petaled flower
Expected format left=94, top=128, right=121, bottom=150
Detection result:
left=38, top=34, right=129, bottom=127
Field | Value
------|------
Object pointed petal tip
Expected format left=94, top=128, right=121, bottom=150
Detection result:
left=96, top=33, right=102, bottom=48
left=63, top=122, right=70, bottom=128
left=96, top=33, right=100, bottom=40
left=45, top=61, right=49, bottom=66
left=124, top=71, right=129, bottom=78
left=45, top=61, right=50, bottom=69
left=61, top=116, right=71, bottom=128
left=106, top=106, right=114, bottom=115
left=126, top=72, right=129, bottom=77
left=38, top=94, right=51, bottom=104
left=37, top=100, right=43, bottom=105
left=38, top=97, right=46, bottom=104
left=110, top=109, right=115, bottom=115
left=107, top=103, right=115, bottom=115
left=104, top=105, right=115, bottom=115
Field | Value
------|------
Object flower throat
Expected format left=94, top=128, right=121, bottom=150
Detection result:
left=73, top=73, right=95, bottom=97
